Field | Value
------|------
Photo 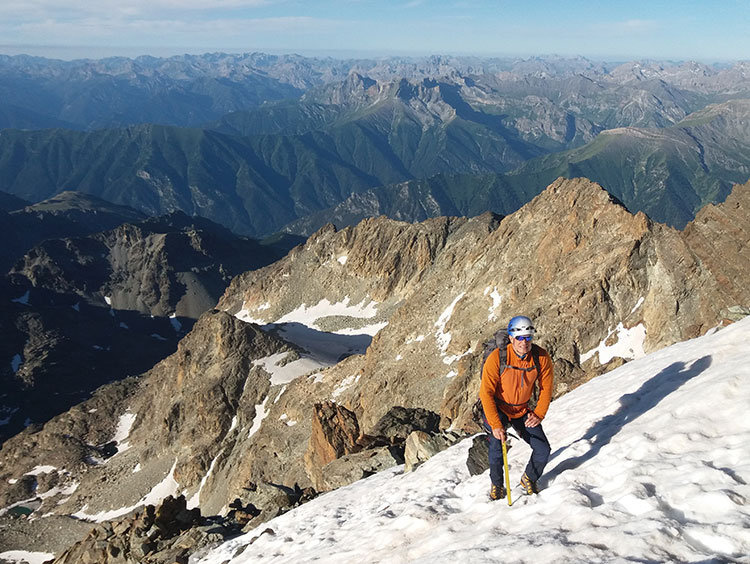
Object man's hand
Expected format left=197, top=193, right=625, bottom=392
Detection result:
left=492, top=426, right=506, bottom=443
left=525, top=412, right=542, bottom=428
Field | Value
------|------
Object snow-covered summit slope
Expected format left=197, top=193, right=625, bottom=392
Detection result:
left=195, top=316, right=750, bottom=564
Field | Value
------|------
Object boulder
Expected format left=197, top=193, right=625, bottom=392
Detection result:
left=304, top=401, right=362, bottom=487
left=466, top=434, right=490, bottom=476
left=368, top=406, right=441, bottom=443
left=403, top=430, right=462, bottom=472
left=233, top=481, right=316, bottom=533
left=317, top=447, right=403, bottom=491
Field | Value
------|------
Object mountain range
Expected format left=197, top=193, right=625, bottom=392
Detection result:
left=2, top=53, right=750, bottom=132
left=291, top=97, right=750, bottom=234
left=1, top=54, right=749, bottom=237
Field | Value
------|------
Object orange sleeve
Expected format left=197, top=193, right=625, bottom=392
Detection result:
left=479, top=348, right=503, bottom=429
left=532, top=350, right=554, bottom=419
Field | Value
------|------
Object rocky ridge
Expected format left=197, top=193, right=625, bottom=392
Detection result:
left=0, top=191, right=147, bottom=275
left=0, top=177, right=748, bottom=559
left=0, top=208, right=297, bottom=442
left=10, top=211, right=289, bottom=319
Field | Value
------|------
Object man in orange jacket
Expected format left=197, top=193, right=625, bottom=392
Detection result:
left=479, top=315, right=554, bottom=500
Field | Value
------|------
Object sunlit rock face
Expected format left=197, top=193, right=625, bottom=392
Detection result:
left=1, top=177, right=748, bottom=556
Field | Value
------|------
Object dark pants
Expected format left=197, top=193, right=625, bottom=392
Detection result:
left=483, top=412, right=551, bottom=486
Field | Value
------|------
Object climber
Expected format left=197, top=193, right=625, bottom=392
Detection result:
left=479, top=315, right=554, bottom=500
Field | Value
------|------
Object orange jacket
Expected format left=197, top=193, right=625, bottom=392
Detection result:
left=479, top=343, right=554, bottom=430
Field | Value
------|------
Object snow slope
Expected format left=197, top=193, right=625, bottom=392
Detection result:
left=193, top=316, right=750, bottom=564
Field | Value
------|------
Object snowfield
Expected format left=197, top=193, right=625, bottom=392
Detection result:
left=192, top=316, right=750, bottom=564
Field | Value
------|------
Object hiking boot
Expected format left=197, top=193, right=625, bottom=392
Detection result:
left=489, top=484, right=506, bottom=501
left=520, top=473, right=539, bottom=495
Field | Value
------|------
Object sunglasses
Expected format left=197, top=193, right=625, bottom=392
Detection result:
left=514, top=335, right=533, bottom=342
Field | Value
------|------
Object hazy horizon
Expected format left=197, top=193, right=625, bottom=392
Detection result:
left=0, top=44, right=746, bottom=66
left=0, top=1, right=747, bottom=64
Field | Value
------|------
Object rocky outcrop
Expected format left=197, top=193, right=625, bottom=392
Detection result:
left=49, top=495, right=226, bottom=564
left=369, top=406, right=441, bottom=443
left=404, top=430, right=462, bottom=472
left=303, top=404, right=443, bottom=490
left=304, top=401, right=361, bottom=488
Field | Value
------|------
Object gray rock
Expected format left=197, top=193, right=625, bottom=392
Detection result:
left=404, top=430, right=462, bottom=472
left=466, top=434, right=490, bottom=476
left=318, top=447, right=403, bottom=491
left=234, top=481, right=308, bottom=532
left=369, top=406, right=441, bottom=443
left=725, top=305, right=750, bottom=321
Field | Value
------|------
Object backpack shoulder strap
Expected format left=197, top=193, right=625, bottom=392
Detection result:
left=528, top=344, right=543, bottom=410
left=531, top=344, right=542, bottom=378
left=498, top=342, right=508, bottom=374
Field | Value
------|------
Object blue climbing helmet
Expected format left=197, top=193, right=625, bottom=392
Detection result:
left=507, top=315, right=536, bottom=337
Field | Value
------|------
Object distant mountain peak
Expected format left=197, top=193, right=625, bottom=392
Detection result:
left=344, top=71, right=377, bottom=90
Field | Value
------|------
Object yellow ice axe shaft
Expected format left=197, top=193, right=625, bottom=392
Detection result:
left=502, top=440, right=512, bottom=506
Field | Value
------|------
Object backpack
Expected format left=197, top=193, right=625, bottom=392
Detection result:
left=471, top=329, right=541, bottom=426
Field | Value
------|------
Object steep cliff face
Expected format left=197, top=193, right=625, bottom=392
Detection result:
left=1, top=177, right=748, bottom=557
left=10, top=212, right=287, bottom=319
left=681, top=179, right=750, bottom=310
left=219, top=214, right=490, bottom=328
left=0, top=211, right=294, bottom=442
left=106, top=310, right=299, bottom=515
left=0, top=310, right=296, bottom=519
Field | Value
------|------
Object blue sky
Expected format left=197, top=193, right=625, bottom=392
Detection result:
left=0, top=0, right=747, bottom=62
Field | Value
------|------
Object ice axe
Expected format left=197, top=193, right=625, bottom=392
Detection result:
left=502, top=440, right=512, bottom=506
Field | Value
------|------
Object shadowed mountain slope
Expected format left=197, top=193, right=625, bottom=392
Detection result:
left=2, top=67, right=748, bottom=236
left=0, top=191, right=147, bottom=274
left=0, top=209, right=299, bottom=442
left=282, top=99, right=750, bottom=235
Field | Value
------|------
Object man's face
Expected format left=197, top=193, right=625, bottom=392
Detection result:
left=511, top=335, right=533, bottom=357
